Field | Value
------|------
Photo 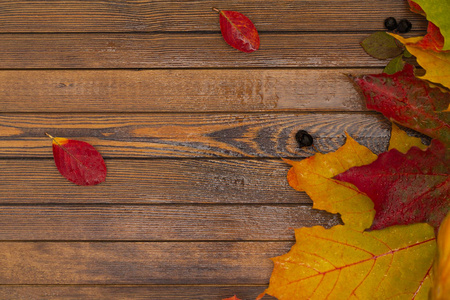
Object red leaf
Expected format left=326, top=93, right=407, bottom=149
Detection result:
left=416, top=22, right=445, bottom=51
left=335, top=139, right=449, bottom=233
left=47, top=134, right=107, bottom=186
left=215, top=8, right=260, bottom=53
left=350, top=64, right=450, bottom=146
left=408, top=0, right=425, bottom=15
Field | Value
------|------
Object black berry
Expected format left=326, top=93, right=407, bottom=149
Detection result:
left=295, top=130, right=313, bottom=148
left=397, top=19, right=412, bottom=33
left=384, top=17, right=398, bottom=31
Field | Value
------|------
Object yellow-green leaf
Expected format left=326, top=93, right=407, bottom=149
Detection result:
left=262, top=223, right=435, bottom=300
left=285, top=133, right=377, bottom=231
left=409, top=0, right=450, bottom=50
left=390, top=33, right=450, bottom=89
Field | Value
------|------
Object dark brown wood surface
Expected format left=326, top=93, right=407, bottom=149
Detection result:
left=0, top=1, right=426, bottom=299
left=0, top=69, right=372, bottom=112
left=0, top=159, right=304, bottom=204
left=0, top=286, right=276, bottom=300
left=0, top=113, right=391, bottom=158
left=0, top=33, right=395, bottom=69
left=0, top=205, right=340, bottom=240
left=0, top=242, right=291, bottom=284
left=0, top=0, right=425, bottom=33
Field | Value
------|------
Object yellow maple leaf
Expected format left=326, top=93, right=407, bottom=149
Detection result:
left=389, top=33, right=450, bottom=89
left=285, top=133, right=377, bottom=231
left=259, top=223, right=435, bottom=300
left=431, top=212, right=450, bottom=300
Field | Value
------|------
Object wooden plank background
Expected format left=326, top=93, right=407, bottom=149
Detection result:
left=0, top=1, right=426, bottom=299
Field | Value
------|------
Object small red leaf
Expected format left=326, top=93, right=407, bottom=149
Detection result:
left=47, top=134, right=107, bottom=186
left=215, top=8, right=260, bottom=53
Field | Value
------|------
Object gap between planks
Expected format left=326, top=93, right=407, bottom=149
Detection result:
left=0, top=285, right=277, bottom=300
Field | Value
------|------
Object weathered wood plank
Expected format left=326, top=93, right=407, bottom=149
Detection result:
left=0, top=0, right=426, bottom=33
left=0, top=285, right=276, bottom=300
left=0, top=159, right=307, bottom=204
left=0, top=69, right=372, bottom=113
left=0, top=242, right=290, bottom=284
left=0, top=33, right=392, bottom=69
left=0, top=113, right=391, bottom=158
left=0, top=205, right=339, bottom=241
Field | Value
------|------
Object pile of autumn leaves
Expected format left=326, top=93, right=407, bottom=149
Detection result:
left=258, top=0, right=450, bottom=299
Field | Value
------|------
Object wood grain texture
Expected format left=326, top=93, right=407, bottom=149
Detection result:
left=0, top=242, right=291, bottom=284
left=0, top=0, right=426, bottom=33
left=0, top=113, right=391, bottom=158
left=0, top=205, right=340, bottom=241
left=0, top=159, right=307, bottom=204
left=0, top=285, right=276, bottom=300
left=0, top=33, right=392, bottom=69
left=0, top=69, right=372, bottom=113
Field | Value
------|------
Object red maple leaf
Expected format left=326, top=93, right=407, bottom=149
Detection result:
left=334, top=139, right=449, bottom=233
left=350, top=64, right=450, bottom=146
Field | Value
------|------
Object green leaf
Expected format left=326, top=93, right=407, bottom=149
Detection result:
left=403, top=48, right=413, bottom=58
left=383, top=55, right=405, bottom=74
left=361, top=32, right=404, bottom=60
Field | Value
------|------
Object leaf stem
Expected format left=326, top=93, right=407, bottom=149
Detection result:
left=312, top=144, right=323, bottom=154
left=212, top=7, right=220, bottom=13
left=45, top=132, right=54, bottom=139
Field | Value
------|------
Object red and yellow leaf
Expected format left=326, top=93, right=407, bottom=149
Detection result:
left=407, top=0, right=450, bottom=51
left=407, top=0, right=425, bottom=15
left=47, top=134, right=107, bottom=186
left=431, top=212, right=450, bottom=300
left=350, top=64, right=450, bottom=146
left=214, top=8, right=260, bottom=53
left=389, top=34, right=450, bottom=89
left=260, top=223, right=435, bottom=300
left=286, top=125, right=431, bottom=232
left=335, top=139, right=450, bottom=233
left=416, top=22, right=445, bottom=52
left=285, top=133, right=377, bottom=231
